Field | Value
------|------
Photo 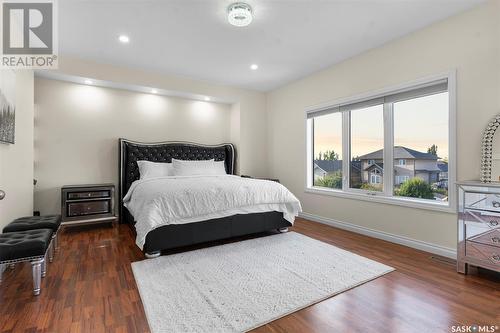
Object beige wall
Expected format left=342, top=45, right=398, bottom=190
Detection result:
left=0, top=71, right=34, bottom=230
left=34, top=77, right=234, bottom=215
left=267, top=0, right=500, bottom=251
left=51, top=57, right=268, bottom=178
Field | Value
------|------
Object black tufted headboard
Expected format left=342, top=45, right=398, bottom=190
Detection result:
left=118, top=139, right=236, bottom=224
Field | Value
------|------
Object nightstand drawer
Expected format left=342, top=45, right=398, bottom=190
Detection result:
left=67, top=200, right=110, bottom=217
left=67, top=190, right=110, bottom=200
left=466, top=241, right=500, bottom=266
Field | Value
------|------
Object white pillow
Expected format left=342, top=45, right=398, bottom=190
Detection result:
left=172, top=159, right=227, bottom=176
left=213, top=160, right=228, bottom=175
left=137, top=160, right=174, bottom=179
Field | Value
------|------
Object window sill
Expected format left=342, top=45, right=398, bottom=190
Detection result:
left=304, top=186, right=456, bottom=213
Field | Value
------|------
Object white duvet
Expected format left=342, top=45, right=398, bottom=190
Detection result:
left=123, top=175, right=302, bottom=249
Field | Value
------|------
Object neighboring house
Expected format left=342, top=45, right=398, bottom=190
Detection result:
left=437, top=161, right=449, bottom=188
left=313, top=160, right=362, bottom=185
left=314, top=160, right=342, bottom=180
left=357, top=146, right=441, bottom=186
left=437, top=161, right=448, bottom=180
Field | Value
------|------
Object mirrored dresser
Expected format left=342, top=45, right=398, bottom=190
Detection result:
left=457, top=181, right=500, bottom=274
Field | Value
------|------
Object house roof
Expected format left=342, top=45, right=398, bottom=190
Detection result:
left=357, top=146, right=438, bottom=160
left=351, top=160, right=362, bottom=172
left=314, top=160, right=363, bottom=173
left=394, top=166, right=408, bottom=174
left=314, top=160, right=342, bottom=173
left=438, top=162, right=448, bottom=172
left=365, top=163, right=384, bottom=172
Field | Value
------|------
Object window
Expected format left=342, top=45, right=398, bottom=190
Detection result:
left=393, top=92, right=449, bottom=201
left=312, top=112, right=342, bottom=189
left=306, top=76, right=454, bottom=210
left=395, top=175, right=410, bottom=184
left=350, top=104, right=384, bottom=192
left=370, top=173, right=381, bottom=184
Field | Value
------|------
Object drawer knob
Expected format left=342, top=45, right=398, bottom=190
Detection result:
left=489, top=220, right=499, bottom=227
left=492, top=254, right=500, bottom=262
left=493, top=237, right=500, bottom=243
left=493, top=201, right=500, bottom=208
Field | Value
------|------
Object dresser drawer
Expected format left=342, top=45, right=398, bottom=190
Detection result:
left=469, top=229, right=500, bottom=247
left=464, top=191, right=500, bottom=212
left=463, top=210, right=500, bottom=229
left=465, top=241, right=500, bottom=266
left=67, top=200, right=110, bottom=217
left=67, top=190, right=111, bottom=200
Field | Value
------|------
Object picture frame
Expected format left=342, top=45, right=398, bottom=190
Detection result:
left=0, top=69, right=16, bottom=144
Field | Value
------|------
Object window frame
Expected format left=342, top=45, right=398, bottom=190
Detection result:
left=305, top=72, right=456, bottom=213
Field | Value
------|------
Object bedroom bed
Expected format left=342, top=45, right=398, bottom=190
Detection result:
left=119, top=139, right=301, bottom=258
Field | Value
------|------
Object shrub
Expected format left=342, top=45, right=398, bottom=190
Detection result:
left=315, top=171, right=342, bottom=189
left=360, top=183, right=382, bottom=191
left=395, top=178, right=434, bottom=199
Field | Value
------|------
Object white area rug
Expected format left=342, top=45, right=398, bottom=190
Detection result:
left=132, top=232, right=394, bottom=333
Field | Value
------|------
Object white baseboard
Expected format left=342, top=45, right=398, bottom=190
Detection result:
left=299, top=212, right=457, bottom=259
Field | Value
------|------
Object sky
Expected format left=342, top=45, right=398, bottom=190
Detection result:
left=313, top=92, right=449, bottom=160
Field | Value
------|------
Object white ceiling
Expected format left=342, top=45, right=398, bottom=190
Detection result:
left=59, top=0, right=485, bottom=92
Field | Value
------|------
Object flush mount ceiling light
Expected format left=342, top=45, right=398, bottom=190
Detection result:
left=250, top=64, right=258, bottom=70
left=118, top=35, right=130, bottom=44
left=227, top=2, right=253, bottom=27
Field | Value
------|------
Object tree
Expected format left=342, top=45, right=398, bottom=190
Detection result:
left=315, top=171, right=342, bottom=189
left=427, top=144, right=438, bottom=156
left=395, top=178, right=434, bottom=199
left=318, top=150, right=339, bottom=161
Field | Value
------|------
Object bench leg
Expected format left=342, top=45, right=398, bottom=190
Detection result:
left=48, top=242, right=54, bottom=263
left=31, top=259, right=43, bottom=296
left=42, top=255, right=47, bottom=278
left=54, top=233, right=58, bottom=251
left=0, top=263, right=4, bottom=283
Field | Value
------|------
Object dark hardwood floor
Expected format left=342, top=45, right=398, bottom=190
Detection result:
left=0, top=218, right=498, bottom=333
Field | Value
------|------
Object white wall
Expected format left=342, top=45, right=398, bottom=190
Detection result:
left=34, top=77, right=234, bottom=215
left=267, top=0, right=500, bottom=251
left=0, top=70, right=34, bottom=230
left=51, top=56, right=268, bottom=178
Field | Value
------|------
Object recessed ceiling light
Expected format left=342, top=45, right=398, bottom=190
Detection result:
left=227, top=2, right=253, bottom=27
left=84, top=79, right=93, bottom=85
left=250, top=64, right=258, bottom=70
left=204, top=97, right=211, bottom=101
left=151, top=89, right=158, bottom=94
left=118, top=35, right=130, bottom=44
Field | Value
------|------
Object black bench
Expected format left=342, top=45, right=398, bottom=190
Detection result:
left=0, top=229, right=53, bottom=295
left=3, top=215, right=62, bottom=260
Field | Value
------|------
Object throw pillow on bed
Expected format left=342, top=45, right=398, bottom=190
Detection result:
left=172, top=159, right=227, bottom=176
left=137, top=160, right=174, bottom=179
